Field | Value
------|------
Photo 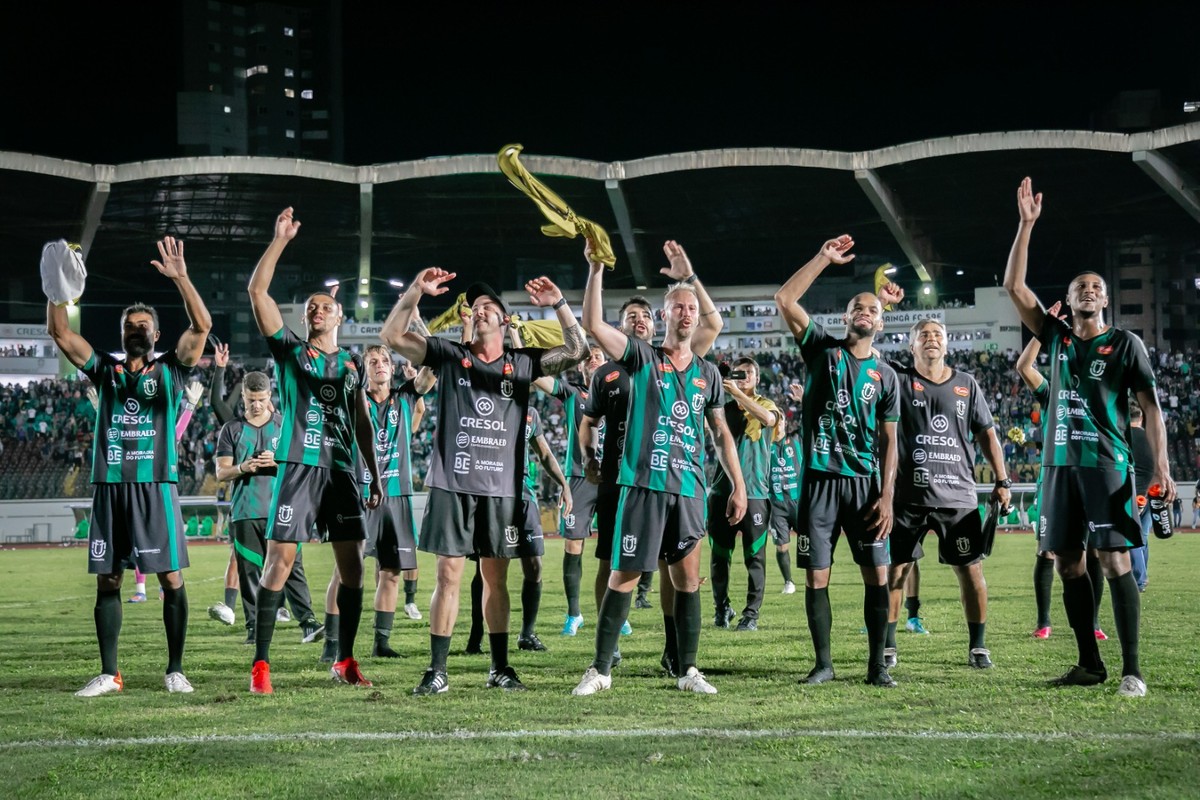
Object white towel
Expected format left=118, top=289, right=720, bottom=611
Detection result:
left=40, top=240, right=87, bottom=306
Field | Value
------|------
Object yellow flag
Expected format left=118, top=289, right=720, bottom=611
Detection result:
left=873, top=264, right=895, bottom=310
left=426, top=293, right=468, bottom=335
left=511, top=317, right=565, bottom=348
left=498, top=143, right=616, bottom=268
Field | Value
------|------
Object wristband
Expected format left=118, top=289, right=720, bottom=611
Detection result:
left=994, top=477, right=1012, bottom=489
left=682, top=274, right=698, bottom=284
left=552, top=297, right=568, bottom=310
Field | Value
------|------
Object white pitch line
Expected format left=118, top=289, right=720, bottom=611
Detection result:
left=3, top=727, right=1199, bottom=751
left=0, top=576, right=223, bottom=609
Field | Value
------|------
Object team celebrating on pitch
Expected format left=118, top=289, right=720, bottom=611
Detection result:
left=48, top=177, right=1174, bottom=699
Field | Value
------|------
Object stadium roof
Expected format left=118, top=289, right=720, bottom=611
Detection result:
left=3, top=123, right=1200, bottom=323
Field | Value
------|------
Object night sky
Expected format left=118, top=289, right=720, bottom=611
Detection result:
left=1, top=5, right=1195, bottom=165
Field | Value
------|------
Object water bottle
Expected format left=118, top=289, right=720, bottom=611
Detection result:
left=1147, top=484, right=1173, bottom=540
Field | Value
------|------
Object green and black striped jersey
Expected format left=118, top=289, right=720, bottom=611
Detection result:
left=215, top=413, right=281, bottom=521
left=770, top=434, right=804, bottom=506
left=796, top=321, right=900, bottom=478
left=523, top=406, right=543, bottom=498
left=265, top=327, right=363, bottom=473
left=1037, top=314, right=1155, bottom=470
left=583, top=361, right=630, bottom=486
left=712, top=394, right=779, bottom=500
left=548, top=377, right=589, bottom=479
left=617, top=338, right=723, bottom=498
left=360, top=381, right=420, bottom=499
left=82, top=350, right=186, bottom=484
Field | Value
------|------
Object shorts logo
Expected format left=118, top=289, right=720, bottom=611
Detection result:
left=456, top=432, right=470, bottom=448
left=860, top=384, right=876, bottom=403
left=453, top=452, right=471, bottom=474
left=277, top=505, right=294, bottom=524
left=931, top=415, right=949, bottom=433
left=319, top=385, right=337, bottom=402
left=500, top=380, right=514, bottom=398
left=797, top=534, right=810, bottom=553
left=672, top=401, right=689, bottom=420
left=107, top=428, right=119, bottom=441
left=124, top=399, right=140, bottom=414
left=505, top=525, right=519, bottom=546
left=1087, top=520, right=1095, bottom=532
left=605, top=371, right=620, bottom=383
left=1040, top=515, right=1047, bottom=533
left=142, top=378, right=158, bottom=398
left=913, top=468, right=930, bottom=486
left=563, top=513, right=576, bottom=529
left=621, top=533, right=637, bottom=556
left=952, top=385, right=970, bottom=397
left=90, top=538, right=106, bottom=560
left=752, top=513, right=763, bottom=526
left=653, top=430, right=669, bottom=446
left=691, top=393, right=705, bottom=413
left=1088, top=360, right=1106, bottom=380
left=836, top=390, right=851, bottom=408
left=955, top=536, right=970, bottom=555
left=955, top=399, right=966, bottom=418
left=475, top=397, right=495, bottom=417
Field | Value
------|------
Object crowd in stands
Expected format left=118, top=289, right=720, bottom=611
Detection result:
left=3, top=342, right=1200, bottom=503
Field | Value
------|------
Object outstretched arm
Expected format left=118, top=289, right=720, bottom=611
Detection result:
left=534, top=433, right=573, bottom=518
left=707, top=406, right=747, bottom=525
left=525, top=276, right=587, bottom=375
left=248, top=208, right=301, bottom=337
left=209, top=342, right=236, bottom=425
left=723, top=381, right=778, bottom=428
left=380, top=267, right=456, bottom=366
left=1014, top=304, right=1063, bottom=391
left=659, top=241, right=723, bottom=357
left=46, top=302, right=93, bottom=369
left=1002, top=177, right=1048, bottom=334
left=774, top=235, right=855, bottom=340
left=151, top=236, right=211, bottom=367
left=582, top=240, right=629, bottom=362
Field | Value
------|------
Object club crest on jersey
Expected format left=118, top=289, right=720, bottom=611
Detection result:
left=505, top=525, right=519, bottom=545
left=1088, top=360, right=1106, bottom=379
left=956, top=537, right=971, bottom=555
left=605, top=371, right=620, bottom=383
left=1097, top=345, right=1114, bottom=355
left=691, top=393, right=705, bottom=413
left=956, top=399, right=966, bottom=418
left=860, top=383, right=876, bottom=402
left=866, top=368, right=881, bottom=381
left=142, top=377, right=158, bottom=397
left=953, top=385, right=970, bottom=397
left=622, top=534, right=637, bottom=556
left=90, top=538, right=106, bottom=560
left=500, top=379, right=514, bottom=398
left=277, top=505, right=294, bottom=524
left=692, top=377, right=707, bottom=389
left=912, top=380, right=925, bottom=392
left=388, top=408, right=398, bottom=426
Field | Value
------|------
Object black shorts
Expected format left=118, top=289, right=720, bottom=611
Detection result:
left=1038, top=465, right=1142, bottom=552
left=612, top=486, right=706, bottom=573
left=366, top=496, right=418, bottom=571
left=516, top=490, right=546, bottom=558
left=795, top=472, right=890, bottom=570
left=560, top=476, right=599, bottom=540
left=266, top=463, right=367, bottom=544
left=594, top=482, right=620, bottom=563
left=420, top=487, right=518, bottom=559
left=88, top=483, right=189, bottom=575
left=769, top=498, right=796, bottom=546
left=231, top=518, right=268, bottom=569
left=890, top=505, right=985, bottom=567
left=709, top=497, right=772, bottom=560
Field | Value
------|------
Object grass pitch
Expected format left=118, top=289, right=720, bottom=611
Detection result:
left=1, top=533, right=1198, bottom=799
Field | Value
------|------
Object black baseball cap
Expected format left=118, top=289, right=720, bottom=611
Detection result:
left=464, top=282, right=508, bottom=315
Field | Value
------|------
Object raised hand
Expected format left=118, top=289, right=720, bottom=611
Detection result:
left=414, top=267, right=456, bottom=297
left=788, top=382, right=804, bottom=403
left=659, top=240, right=695, bottom=282
left=584, top=238, right=606, bottom=274
left=878, top=281, right=904, bottom=307
left=1047, top=300, right=1067, bottom=321
left=275, top=207, right=302, bottom=241
left=184, top=380, right=204, bottom=406
left=526, top=276, right=563, bottom=307
left=213, top=342, right=230, bottom=368
left=821, top=235, right=856, bottom=265
left=1017, top=177, right=1043, bottom=224
left=151, top=236, right=187, bottom=279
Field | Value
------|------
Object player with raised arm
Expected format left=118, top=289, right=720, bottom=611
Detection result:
left=245, top=208, right=382, bottom=694
left=572, top=241, right=746, bottom=695
left=774, top=235, right=901, bottom=688
left=47, top=236, right=212, bottom=696
left=381, top=267, right=587, bottom=695
left=1003, top=178, right=1172, bottom=697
